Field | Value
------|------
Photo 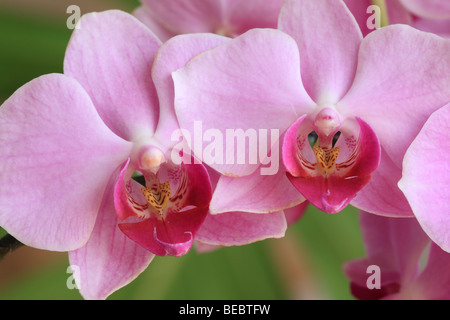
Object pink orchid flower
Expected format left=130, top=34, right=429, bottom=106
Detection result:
left=173, top=0, right=450, bottom=215
left=349, top=0, right=450, bottom=38
left=390, top=0, right=450, bottom=38
left=398, top=103, right=450, bottom=253
left=0, top=10, right=213, bottom=299
left=151, top=31, right=308, bottom=249
left=344, top=211, right=450, bottom=300
left=134, top=0, right=284, bottom=41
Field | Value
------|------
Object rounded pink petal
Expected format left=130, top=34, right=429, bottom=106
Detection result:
left=64, top=10, right=162, bottom=141
left=398, top=104, right=450, bottom=252
left=151, top=33, right=229, bottom=151
left=339, top=25, right=450, bottom=216
left=195, top=210, right=287, bottom=247
left=69, top=173, right=154, bottom=300
left=339, top=25, right=450, bottom=170
left=210, top=164, right=305, bottom=214
left=278, top=0, right=362, bottom=104
left=0, top=74, right=132, bottom=251
left=173, top=28, right=315, bottom=177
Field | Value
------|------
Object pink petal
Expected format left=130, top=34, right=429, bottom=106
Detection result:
left=69, top=172, right=154, bottom=300
left=351, top=147, right=414, bottom=217
left=283, top=116, right=380, bottom=214
left=139, top=0, right=222, bottom=34
left=278, top=0, right=362, bottom=104
left=399, top=0, right=450, bottom=19
left=64, top=10, right=162, bottom=141
left=173, top=28, right=315, bottom=177
left=151, top=33, right=229, bottom=152
left=398, top=104, right=450, bottom=252
left=195, top=211, right=287, bottom=247
left=339, top=25, right=450, bottom=215
left=210, top=149, right=305, bottom=214
left=0, top=74, right=131, bottom=251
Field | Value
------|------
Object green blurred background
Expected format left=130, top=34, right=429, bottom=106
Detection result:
left=0, top=0, right=365, bottom=300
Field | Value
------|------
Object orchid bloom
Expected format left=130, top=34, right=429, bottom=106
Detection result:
left=150, top=30, right=308, bottom=249
left=390, top=0, right=450, bottom=38
left=173, top=0, right=450, bottom=216
left=398, top=103, right=450, bottom=253
left=348, top=0, right=450, bottom=38
left=344, top=211, right=450, bottom=300
left=0, top=10, right=213, bottom=299
left=134, top=0, right=284, bottom=41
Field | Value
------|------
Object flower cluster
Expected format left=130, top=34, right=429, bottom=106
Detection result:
left=0, top=0, right=449, bottom=300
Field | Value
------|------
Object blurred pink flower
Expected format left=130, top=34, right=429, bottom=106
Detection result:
left=348, top=0, right=450, bottom=38
left=344, top=211, right=450, bottom=300
left=392, top=0, right=450, bottom=38
left=0, top=10, right=213, bottom=299
left=134, top=0, right=284, bottom=41
left=173, top=0, right=450, bottom=215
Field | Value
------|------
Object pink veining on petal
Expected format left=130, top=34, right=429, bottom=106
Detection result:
left=0, top=74, right=132, bottom=251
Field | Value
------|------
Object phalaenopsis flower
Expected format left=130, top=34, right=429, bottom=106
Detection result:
left=173, top=0, right=450, bottom=217
left=0, top=10, right=213, bottom=299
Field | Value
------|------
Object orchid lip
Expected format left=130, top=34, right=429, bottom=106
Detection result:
left=283, top=115, right=381, bottom=214
left=320, top=192, right=348, bottom=214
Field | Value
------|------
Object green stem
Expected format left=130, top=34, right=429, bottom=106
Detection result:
left=372, top=0, right=390, bottom=27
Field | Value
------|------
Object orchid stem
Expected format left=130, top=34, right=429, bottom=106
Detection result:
left=371, top=0, right=389, bottom=27
left=0, top=234, right=23, bottom=262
